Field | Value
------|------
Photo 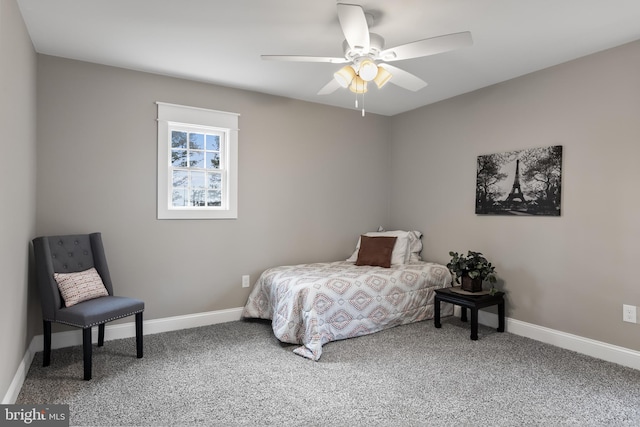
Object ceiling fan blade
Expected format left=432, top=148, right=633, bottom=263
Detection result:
left=380, top=31, right=472, bottom=62
left=317, top=79, right=341, bottom=95
left=337, top=3, right=370, bottom=52
left=378, top=64, right=427, bottom=91
left=261, top=55, right=348, bottom=63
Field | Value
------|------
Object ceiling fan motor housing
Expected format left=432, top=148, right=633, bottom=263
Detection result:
left=343, top=33, right=385, bottom=61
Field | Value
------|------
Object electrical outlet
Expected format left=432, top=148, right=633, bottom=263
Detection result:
left=242, top=275, right=250, bottom=288
left=623, top=304, right=637, bottom=323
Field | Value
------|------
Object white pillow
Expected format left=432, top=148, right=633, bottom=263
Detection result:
left=347, top=230, right=411, bottom=265
left=374, top=228, right=423, bottom=262
left=54, top=267, right=109, bottom=307
left=407, top=230, right=423, bottom=262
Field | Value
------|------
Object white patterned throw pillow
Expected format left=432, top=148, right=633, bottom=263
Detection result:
left=54, top=267, right=109, bottom=307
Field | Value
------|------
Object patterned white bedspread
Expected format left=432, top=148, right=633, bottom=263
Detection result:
left=242, top=261, right=453, bottom=360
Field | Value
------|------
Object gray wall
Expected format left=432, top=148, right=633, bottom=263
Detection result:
left=390, top=39, right=640, bottom=352
left=0, top=0, right=37, bottom=401
left=35, top=55, right=391, bottom=325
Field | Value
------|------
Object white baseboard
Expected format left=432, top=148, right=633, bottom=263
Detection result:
left=477, top=311, right=640, bottom=371
left=32, top=307, right=245, bottom=352
left=5, top=307, right=639, bottom=403
left=2, top=345, right=37, bottom=405
left=2, top=307, right=244, bottom=404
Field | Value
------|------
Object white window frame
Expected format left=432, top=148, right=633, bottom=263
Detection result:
left=157, top=102, right=239, bottom=219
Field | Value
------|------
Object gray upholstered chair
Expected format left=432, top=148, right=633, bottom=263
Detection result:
left=32, top=232, right=144, bottom=380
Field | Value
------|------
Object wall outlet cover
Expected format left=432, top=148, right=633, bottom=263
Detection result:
left=623, top=304, right=637, bottom=323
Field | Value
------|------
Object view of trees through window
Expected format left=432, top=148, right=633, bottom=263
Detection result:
left=170, top=128, right=224, bottom=207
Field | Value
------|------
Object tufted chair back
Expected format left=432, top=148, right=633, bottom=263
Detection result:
left=33, top=233, right=114, bottom=320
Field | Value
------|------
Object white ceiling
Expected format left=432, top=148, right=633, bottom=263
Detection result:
left=16, top=0, right=640, bottom=116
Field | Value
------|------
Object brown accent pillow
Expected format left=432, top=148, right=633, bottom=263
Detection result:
left=355, top=235, right=397, bottom=268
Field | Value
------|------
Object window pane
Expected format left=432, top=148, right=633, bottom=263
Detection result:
left=172, top=170, right=188, bottom=187
left=172, top=150, right=188, bottom=167
left=191, top=171, right=205, bottom=188
left=207, top=172, right=221, bottom=190
left=172, top=131, right=187, bottom=148
left=207, top=190, right=221, bottom=206
left=206, top=134, right=220, bottom=151
left=189, top=133, right=204, bottom=150
left=206, top=152, right=220, bottom=169
left=172, top=189, right=188, bottom=207
left=188, top=150, right=204, bottom=168
left=191, top=189, right=205, bottom=206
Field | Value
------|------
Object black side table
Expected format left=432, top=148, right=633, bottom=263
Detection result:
left=434, top=287, right=505, bottom=340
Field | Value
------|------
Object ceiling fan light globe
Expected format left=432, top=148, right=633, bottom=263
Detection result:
left=334, top=65, right=356, bottom=88
left=358, top=59, right=378, bottom=81
left=349, top=76, right=368, bottom=93
left=373, top=66, right=392, bottom=88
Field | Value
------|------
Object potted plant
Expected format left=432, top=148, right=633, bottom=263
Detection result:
left=446, top=250, right=497, bottom=293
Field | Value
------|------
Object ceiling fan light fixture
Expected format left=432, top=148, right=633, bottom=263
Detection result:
left=349, top=75, right=368, bottom=93
left=358, top=58, right=378, bottom=81
left=373, top=66, right=392, bottom=89
left=333, top=65, right=356, bottom=88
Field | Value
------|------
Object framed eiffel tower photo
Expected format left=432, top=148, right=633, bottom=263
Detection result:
left=476, top=145, right=563, bottom=216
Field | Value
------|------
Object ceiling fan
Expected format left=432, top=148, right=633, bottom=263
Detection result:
left=261, top=2, right=473, bottom=97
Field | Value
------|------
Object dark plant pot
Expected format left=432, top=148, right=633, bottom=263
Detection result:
left=461, top=275, right=483, bottom=292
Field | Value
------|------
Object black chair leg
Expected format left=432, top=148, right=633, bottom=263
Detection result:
left=135, top=312, right=143, bottom=359
left=83, top=327, right=92, bottom=381
left=43, top=320, right=51, bottom=367
left=98, top=324, right=105, bottom=347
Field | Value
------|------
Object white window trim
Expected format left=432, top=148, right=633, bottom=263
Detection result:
left=157, top=102, right=239, bottom=219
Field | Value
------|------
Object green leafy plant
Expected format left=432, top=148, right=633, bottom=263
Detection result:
left=447, top=250, right=498, bottom=294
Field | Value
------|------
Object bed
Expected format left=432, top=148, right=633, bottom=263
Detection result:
left=242, top=230, right=454, bottom=360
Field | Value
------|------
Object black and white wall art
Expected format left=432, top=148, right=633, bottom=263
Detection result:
left=476, top=145, right=563, bottom=216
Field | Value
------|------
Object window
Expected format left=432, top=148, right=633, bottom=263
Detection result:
left=157, top=102, right=239, bottom=219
